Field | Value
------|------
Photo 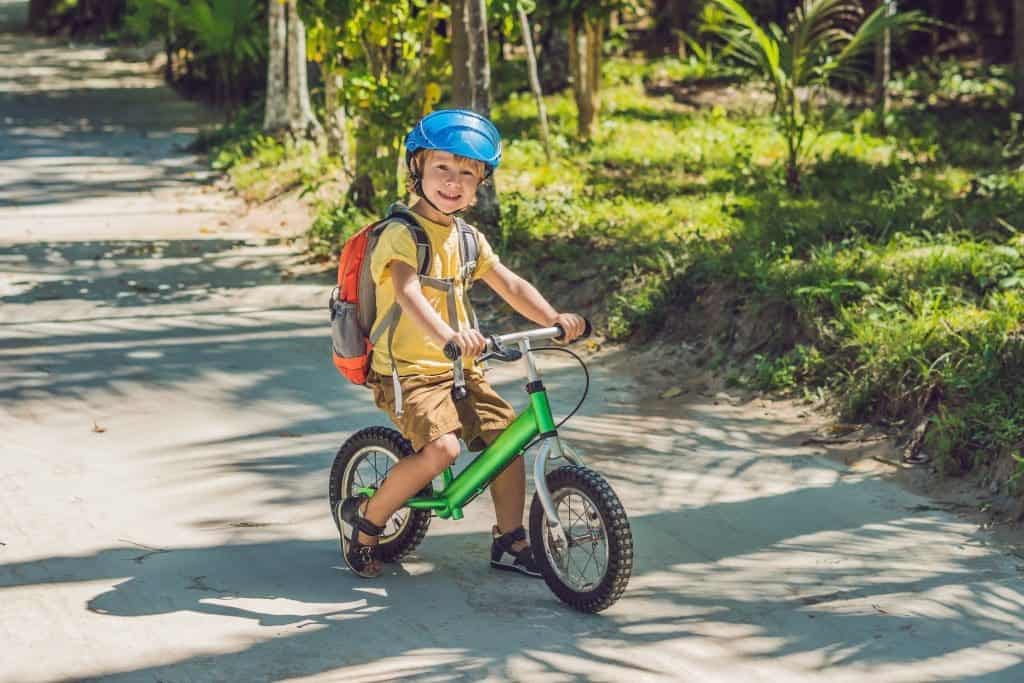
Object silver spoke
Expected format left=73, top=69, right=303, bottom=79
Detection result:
left=542, top=486, right=609, bottom=593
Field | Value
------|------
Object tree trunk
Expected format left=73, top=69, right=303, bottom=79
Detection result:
left=347, top=118, right=377, bottom=212
left=451, top=0, right=471, bottom=105
left=450, top=0, right=499, bottom=230
left=1015, top=0, right=1024, bottom=111
left=285, top=0, right=321, bottom=139
left=569, top=14, right=603, bottom=141
left=651, top=0, right=673, bottom=56
left=27, top=0, right=56, bottom=30
left=671, top=0, right=689, bottom=60
left=538, top=24, right=570, bottom=92
left=323, top=63, right=350, bottom=173
left=263, top=0, right=288, bottom=132
left=518, top=5, right=551, bottom=160
left=451, top=0, right=491, bottom=112
left=874, top=0, right=893, bottom=131
left=568, top=18, right=581, bottom=132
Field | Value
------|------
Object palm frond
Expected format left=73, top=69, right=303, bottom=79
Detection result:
left=789, top=0, right=860, bottom=85
left=828, top=5, right=929, bottom=84
left=706, top=0, right=786, bottom=92
left=792, top=0, right=860, bottom=51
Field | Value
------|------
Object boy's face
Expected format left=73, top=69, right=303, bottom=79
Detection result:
left=418, top=150, right=484, bottom=214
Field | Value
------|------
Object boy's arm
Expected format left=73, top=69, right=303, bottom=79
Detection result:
left=480, top=263, right=586, bottom=341
left=390, top=260, right=486, bottom=356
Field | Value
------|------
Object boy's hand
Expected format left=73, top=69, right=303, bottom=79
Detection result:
left=553, top=313, right=587, bottom=343
left=447, top=329, right=487, bottom=359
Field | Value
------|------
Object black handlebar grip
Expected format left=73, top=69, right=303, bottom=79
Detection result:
left=554, top=318, right=593, bottom=342
left=581, top=318, right=593, bottom=340
left=443, top=341, right=462, bottom=361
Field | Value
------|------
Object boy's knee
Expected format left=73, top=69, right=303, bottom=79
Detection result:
left=421, top=432, right=460, bottom=475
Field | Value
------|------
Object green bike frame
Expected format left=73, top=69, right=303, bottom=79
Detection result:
left=360, top=387, right=557, bottom=520
left=356, top=325, right=580, bottom=524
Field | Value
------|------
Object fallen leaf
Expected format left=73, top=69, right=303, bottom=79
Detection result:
left=826, top=423, right=860, bottom=436
left=660, top=386, right=684, bottom=399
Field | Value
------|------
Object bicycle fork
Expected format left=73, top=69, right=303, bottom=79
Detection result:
left=533, top=434, right=585, bottom=545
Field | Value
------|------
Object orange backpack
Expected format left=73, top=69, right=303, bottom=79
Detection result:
left=329, top=203, right=479, bottom=398
left=330, top=204, right=427, bottom=384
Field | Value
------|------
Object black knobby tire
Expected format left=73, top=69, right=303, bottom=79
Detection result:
left=529, top=465, right=633, bottom=613
left=328, top=426, right=431, bottom=563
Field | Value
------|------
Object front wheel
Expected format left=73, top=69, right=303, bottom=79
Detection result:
left=529, top=465, right=633, bottom=613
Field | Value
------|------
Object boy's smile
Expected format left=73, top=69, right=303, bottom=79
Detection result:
left=436, top=188, right=463, bottom=203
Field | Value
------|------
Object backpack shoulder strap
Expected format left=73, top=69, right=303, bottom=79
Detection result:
left=452, top=217, right=482, bottom=335
left=454, top=217, right=479, bottom=283
left=381, top=204, right=431, bottom=276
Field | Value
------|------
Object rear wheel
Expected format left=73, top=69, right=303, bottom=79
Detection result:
left=328, top=427, right=431, bottom=562
left=529, top=465, right=633, bottom=613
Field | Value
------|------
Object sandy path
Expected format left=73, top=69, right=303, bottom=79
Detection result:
left=1, top=23, right=1023, bottom=683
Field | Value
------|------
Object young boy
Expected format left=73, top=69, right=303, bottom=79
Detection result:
left=336, top=109, right=586, bottom=578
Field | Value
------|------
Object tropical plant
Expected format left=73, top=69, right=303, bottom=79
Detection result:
left=704, top=0, right=926, bottom=190
left=325, top=0, right=450, bottom=210
left=182, top=0, right=264, bottom=108
left=123, top=0, right=265, bottom=109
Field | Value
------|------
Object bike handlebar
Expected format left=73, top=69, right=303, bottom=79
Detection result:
left=443, top=319, right=592, bottom=361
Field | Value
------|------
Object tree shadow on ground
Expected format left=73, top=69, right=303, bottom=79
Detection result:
left=0, top=238, right=282, bottom=308
left=1, top=480, right=1021, bottom=681
left=3, top=231, right=1024, bottom=679
left=1, top=86, right=218, bottom=207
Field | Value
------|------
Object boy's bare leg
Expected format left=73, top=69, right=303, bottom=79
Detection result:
left=357, top=433, right=460, bottom=545
left=484, top=429, right=530, bottom=552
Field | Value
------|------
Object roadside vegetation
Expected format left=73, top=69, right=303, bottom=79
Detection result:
left=33, top=0, right=1024, bottom=503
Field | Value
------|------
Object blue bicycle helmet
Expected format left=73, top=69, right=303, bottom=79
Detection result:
left=405, top=109, right=502, bottom=177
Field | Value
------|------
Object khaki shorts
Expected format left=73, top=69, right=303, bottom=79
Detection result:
left=367, top=370, right=517, bottom=453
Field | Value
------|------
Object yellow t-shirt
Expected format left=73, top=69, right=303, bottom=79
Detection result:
left=369, top=212, right=499, bottom=377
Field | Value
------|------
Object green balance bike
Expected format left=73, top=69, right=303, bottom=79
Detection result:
left=328, top=322, right=633, bottom=613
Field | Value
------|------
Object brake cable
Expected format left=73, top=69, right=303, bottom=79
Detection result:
left=438, top=344, right=592, bottom=513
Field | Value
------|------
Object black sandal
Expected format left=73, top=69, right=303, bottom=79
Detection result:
left=490, top=526, right=542, bottom=578
left=335, top=495, right=384, bottom=578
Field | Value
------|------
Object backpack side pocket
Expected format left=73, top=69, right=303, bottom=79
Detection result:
left=331, top=300, right=367, bottom=358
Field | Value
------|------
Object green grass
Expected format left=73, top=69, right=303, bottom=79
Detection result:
left=212, top=55, right=1024, bottom=492
left=487, top=61, right=1024, bottom=484
left=193, top=105, right=344, bottom=205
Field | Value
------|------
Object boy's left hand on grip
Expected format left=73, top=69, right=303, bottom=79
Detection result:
left=553, top=313, right=588, bottom=343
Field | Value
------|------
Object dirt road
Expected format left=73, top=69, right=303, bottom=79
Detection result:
left=2, top=24, right=1023, bottom=683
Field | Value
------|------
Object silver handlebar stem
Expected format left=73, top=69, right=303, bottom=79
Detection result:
left=520, top=337, right=540, bottom=383
left=490, top=325, right=562, bottom=349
